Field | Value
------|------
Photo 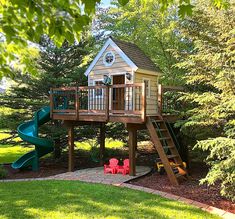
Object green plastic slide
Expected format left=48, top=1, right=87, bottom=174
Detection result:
left=11, top=106, right=54, bottom=171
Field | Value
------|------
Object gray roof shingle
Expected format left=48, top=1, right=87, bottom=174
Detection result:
left=111, top=37, right=160, bottom=72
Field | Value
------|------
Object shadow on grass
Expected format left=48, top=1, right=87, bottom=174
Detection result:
left=0, top=180, right=220, bottom=219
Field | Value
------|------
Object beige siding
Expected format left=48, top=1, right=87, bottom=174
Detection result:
left=92, top=45, right=132, bottom=76
left=88, top=45, right=133, bottom=110
left=134, top=72, right=159, bottom=115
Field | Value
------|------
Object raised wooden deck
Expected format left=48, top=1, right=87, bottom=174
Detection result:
left=50, top=83, right=182, bottom=124
left=50, top=83, right=148, bottom=123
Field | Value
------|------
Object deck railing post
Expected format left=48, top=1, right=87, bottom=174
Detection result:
left=158, top=84, right=163, bottom=114
left=141, top=83, right=146, bottom=122
left=50, top=88, right=53, bottom=119
left=75, top=87, right=79, bottom=120
left=105, top=86, right=109, bottom=121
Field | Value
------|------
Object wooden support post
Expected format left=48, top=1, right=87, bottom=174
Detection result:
left=75, top=87, right=79, bottom=120
left=141, top=83, right=146, bottom=122
left=99, top=123, right=106, bottom=165
left=105, top=86, right=109, bottom=121
left=68, top=125, right=75, bottom=172
left=158, top=84, right=163, bottom=114
left=127, top=124, right=137, bottom=176
left=49, top=88, right=53, bottom=119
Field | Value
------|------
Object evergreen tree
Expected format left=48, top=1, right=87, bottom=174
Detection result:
left=3, top=35, right=94, bottom=158
left=10, top=36, right=89, bottom=101
left=175, top=1, right=235, bottom=200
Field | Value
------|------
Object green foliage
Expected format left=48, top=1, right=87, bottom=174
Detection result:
left=196, top=138, right=235, bottom=201
left=1, top=36, right=93, bottom=158
left=0, top=165, right=7, bottom=178
left=175, top=0, right=235, bottom=200
left=0, top=0, right=228, bottom=78
left=96, top=0, right=189, bottom=85
left=0, top=0, right=97, bottom=77
left=0, top=107, right=29, bottom=130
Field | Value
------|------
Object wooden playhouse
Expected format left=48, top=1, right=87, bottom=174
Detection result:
left=50, top=37, right=187, bottom=185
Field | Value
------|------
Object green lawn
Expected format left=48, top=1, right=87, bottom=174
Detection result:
left=0, top=180, right=220, bottom=219
left=0, top=129, right=124, bottom=164
left=0, top=131, right=33, bottom=164
left=0, top=144, right=33, bottom=164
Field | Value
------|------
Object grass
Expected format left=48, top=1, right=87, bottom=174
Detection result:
left=0, top=130, right=33, bottom=164
left=0, top=145, right=33, bottom=164
left=75, top=139, right=124, bottom=151
left=0, top=129, right=124, bottom=164
left=0, top=180, right=221, bottom=219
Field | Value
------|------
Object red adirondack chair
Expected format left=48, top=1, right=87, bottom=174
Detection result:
left=117, top=159, right=129, bottom=175
left=104, top=158, right=119, bottom=174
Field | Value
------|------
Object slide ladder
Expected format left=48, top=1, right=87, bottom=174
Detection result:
left=146, top=115, right=188, bottom=185
left=12, top=106, right=54, bottom=171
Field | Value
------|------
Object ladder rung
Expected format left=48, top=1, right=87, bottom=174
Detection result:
left=158, top=129, right=167, bottom=131
left=163, top=146, right=175, bottom=149
left=175, top=173, right=187, bottom=179
left=175, top=173, right=183, bottom=178
left=159, top=137, right=171, bottom=140
left=167, top=155, right=179, bottom=159
left=153, top=120, right=163, bottom=123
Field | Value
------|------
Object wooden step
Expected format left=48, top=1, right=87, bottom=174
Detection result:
left=156, top=154, right=179, bottom=161
left=158, top=129, right=167, bottom=131
left=163, top=146, right=175, bottom=149
left=175, top=173, right=184, bottom=178
left=175, top=173, right=187, bottom=180
left=159, top=137, right=171, bottom=140
left=152, top=120, right=164, bottom=123
left=167, top=155, right=179, bottom=159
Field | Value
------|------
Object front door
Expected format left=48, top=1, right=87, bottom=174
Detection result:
left=112, top=75, right=125, bottom=111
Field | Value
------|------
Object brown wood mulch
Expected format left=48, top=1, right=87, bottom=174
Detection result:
left=129, top=163, right=235, bottom=214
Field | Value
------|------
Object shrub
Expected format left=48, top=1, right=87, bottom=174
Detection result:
left=195, top=137, right=235, bottom=201
left=0, top=165, right=7, bottom=179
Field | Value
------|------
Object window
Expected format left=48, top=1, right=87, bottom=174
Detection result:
left=94, top=80, right=103, bottom=97
left=103, top=51, right=115, bottom=66
left=143, top=78, right=150, bottom=98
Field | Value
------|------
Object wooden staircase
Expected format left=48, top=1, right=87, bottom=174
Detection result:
left=146, top=115, right=188, bottom=185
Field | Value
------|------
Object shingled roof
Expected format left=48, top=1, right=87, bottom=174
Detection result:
left=84, top=37, right=161, bottom=76
left=111, top=37, right=160, bottom=72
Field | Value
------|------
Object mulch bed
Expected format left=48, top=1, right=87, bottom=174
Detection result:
left=3, top=151, right=101, bottom=179
left=129, top=162, right=235, bottom=214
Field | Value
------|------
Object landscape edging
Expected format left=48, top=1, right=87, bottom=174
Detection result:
left=120, top=183, right=235, bottom=219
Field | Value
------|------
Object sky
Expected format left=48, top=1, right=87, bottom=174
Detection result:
left=101, top=0, right=111, bottom=8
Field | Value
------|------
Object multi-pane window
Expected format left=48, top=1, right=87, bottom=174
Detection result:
left=94, top=80, right=103, bottom=97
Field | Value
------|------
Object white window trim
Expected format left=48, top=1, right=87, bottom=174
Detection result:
left=142, top=78, right=151, bottom=98
left=93, top=79, right=104, bottom=98
left=103, top=51, right=115, bottom=67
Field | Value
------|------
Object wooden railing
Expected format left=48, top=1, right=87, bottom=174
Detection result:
left=50, top=83, right=146, bottom=121
left=158, top=85, right=184, bottom=114
left=50, top=87, right=79, bottom=119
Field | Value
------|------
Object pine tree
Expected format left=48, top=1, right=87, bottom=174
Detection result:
left=3, top=35, right=94, bottom=158
left=175, top=1, right=235, bottom=200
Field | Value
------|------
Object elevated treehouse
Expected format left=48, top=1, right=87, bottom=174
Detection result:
left=49, top=37, right=187, bottom=186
